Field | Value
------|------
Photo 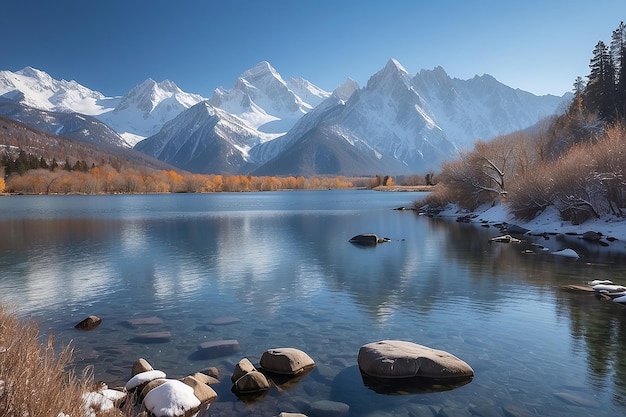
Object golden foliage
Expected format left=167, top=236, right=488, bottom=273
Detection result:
left=3, top=165, right=357, bottom=195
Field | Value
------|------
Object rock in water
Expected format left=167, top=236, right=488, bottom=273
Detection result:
left=74, top=315, right=102, bottom=330
left=260, top=347, right=315, bottom=375
left=357, top=340, right=473, bottom=380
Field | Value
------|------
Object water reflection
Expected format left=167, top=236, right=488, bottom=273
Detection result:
left=2, top=193, right=626, bottom=415
left=423, top=213, right=626, bottom=412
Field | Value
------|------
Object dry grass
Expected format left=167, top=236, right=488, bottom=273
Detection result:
left=0, top=306, right=87, bottom=417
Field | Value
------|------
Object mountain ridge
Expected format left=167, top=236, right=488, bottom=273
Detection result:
left=0, top=60, right=570, bottom=176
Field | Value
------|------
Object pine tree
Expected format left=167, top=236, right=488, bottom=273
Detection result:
left=584, top=40, right=616, bottom=120
left=572, top=76, right=585, bottom=114
left=611, top=21, right=626, bottom=118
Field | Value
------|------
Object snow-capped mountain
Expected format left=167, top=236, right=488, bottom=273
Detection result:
left=136, top=61, right=333, bottom=173
left=252, top=59, right=569, bottom=175
left=134, top=102, right=261, bottom=174
left=208, top=61, right=330, bottom=137
left=97, top=79, right=206, bottom=146
left=0, top=100, right=129, bottom=148
left=411, top=66, right=568, bottom=149
left=1, top=61, right=569, bottom=176
left=0, top=67, right=205, bottom=147
left=0, top=66, right=114, bottom=115
left=253, top=59, right=457, bottom=175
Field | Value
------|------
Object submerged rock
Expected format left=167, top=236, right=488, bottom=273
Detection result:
left=196, top=339, right=240, bottom=359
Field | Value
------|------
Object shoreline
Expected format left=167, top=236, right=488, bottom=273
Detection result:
left=425, top=202, right=626, bottom=261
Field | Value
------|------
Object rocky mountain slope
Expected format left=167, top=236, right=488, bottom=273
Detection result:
left=1, top=61, right=570, bottom=176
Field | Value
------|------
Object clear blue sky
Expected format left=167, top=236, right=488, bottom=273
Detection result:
left=3, top=0, right=624, bottom=97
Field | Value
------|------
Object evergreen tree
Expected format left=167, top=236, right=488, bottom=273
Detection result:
left=27, top=153, right=39, bottom=170
left=572, top=76, right=585, bottom=114
left=611, top=21, right=626, bottom=118
left=584, top=40, right=616, bottom=120
left=50, top=158, right=58, bottom=171
left=15, top=151, right=29, bottom=175
left=39, top=156, right=49, bottom=170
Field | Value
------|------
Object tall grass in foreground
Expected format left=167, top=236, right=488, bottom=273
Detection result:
left=0, top=306, right=86, bottom=417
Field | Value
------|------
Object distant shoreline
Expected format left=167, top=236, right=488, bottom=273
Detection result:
left=372, top=185, right=433, bottom=192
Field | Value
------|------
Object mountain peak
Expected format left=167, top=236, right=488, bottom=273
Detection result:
left=16, top=66, right=50, bottom=80
left=366, top=58, right=412, bottom=91
left=385, top=58, right=409, bottom=74
left=242, top=61, right=281, bottom=81
left=333, top=78, right=360, bottom=101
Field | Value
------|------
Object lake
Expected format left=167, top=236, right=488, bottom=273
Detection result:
left=1, top=191, right=626, bottom=416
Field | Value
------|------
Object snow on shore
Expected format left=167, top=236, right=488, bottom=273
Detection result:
left=431, top=202, right=626, bottom=260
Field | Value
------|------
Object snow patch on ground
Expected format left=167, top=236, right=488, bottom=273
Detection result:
left=439, top=202, right=626, bottom=242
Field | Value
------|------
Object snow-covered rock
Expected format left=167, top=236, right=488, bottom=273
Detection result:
left=143, top=379, right=201, bottom=417
left=126, top=369, right=167, bottom=390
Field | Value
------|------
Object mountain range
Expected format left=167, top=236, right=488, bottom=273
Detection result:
left=0, top=61, right=570, bottom=176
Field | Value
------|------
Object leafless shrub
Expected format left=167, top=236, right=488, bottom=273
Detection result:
left=0, top=306, right=86, bottom=417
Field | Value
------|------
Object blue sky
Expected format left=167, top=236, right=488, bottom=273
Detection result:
left=3, top=0, right=625, bottom=97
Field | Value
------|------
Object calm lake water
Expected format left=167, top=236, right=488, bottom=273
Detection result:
left=2, top=191, right=626, bottom=416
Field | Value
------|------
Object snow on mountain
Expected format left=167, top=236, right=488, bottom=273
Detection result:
left=0, top=67, right=206, bottom=147
left=253, top=58, right=568, bottom=176
left=97, top=79, right=206, bottom=146
left=286, top=77, right=332, bottom=108
left=411, top=66, right=568, bottom=149
left=134, top=101, right=261, bottom=174
left=335, top=59, right=456, bottom=170
left=208, top=61, right=330, bottom=137
left=332, top=78, right=360, bottom=101
left=0, top=66, right=114, bottom=115
left=0, top=101, right=130, bottom=148
left=0, top=61, right=569, bottom=176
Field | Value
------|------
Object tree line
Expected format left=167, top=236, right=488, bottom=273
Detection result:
left=574, top=21, right=626, bottom=121
left=419, top=21, right=626, bottom=224
left=0, top=163, right=357, bottom=195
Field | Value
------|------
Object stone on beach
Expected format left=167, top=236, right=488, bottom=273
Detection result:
left=260, top=347, right=315, bottom=375
left=131, top=358, right=154, bottom=376
left=126, top=369, right=167, bottom=391
left=180, top=375, right=218, bottom=404
left=357, top=340, right=474, bottom=380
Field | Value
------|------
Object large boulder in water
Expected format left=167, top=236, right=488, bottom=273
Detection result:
left=357, top=340, right=473, bottom=380
left=260, top=347, right=315, bottom=375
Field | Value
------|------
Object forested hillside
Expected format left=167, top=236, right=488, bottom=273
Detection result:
left=420, top=21, right=626, bottom=225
